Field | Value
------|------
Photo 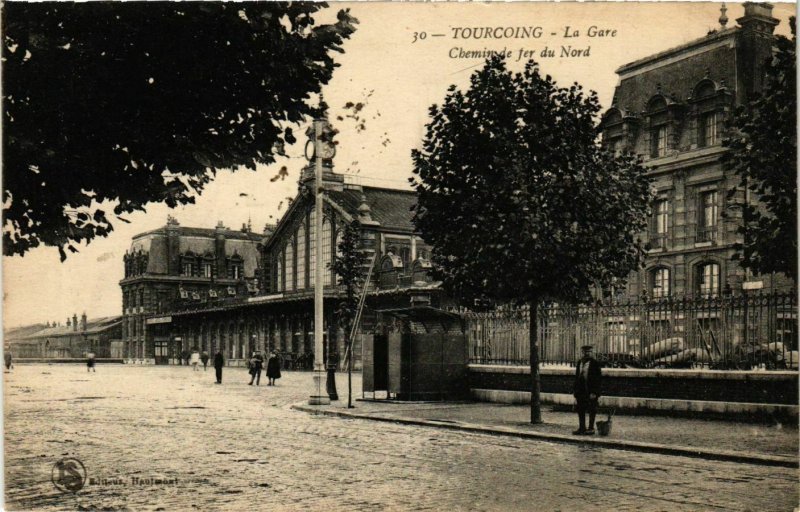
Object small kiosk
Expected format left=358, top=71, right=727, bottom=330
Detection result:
left=363, top=306, right=468, bottom=401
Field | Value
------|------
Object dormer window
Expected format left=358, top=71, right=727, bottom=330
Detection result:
left=690, top=79, right=730, bottom=149
left=227, top=253, right=244, bottom=281
left=601, top=107, right=638, bottom=157
left=181, top=252, right=196, bottom=277
left=701, top=111, right=719, bottom=147
left=644, top=93, right=683, bottom=159
left=651, top=125, right=667, bottom=158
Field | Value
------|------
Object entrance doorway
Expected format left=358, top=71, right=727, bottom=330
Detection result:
left=154, top=340, right=169, bottom=365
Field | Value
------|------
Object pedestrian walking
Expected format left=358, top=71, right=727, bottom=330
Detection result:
left=4, top=348, right=13, bottom=371
left=248, top=351, right=264, bottom=386
left=573, top=345, right=601, bottom=435
left=180, top=349, right=189, bottom=366
left=213, top=350, right=224, bottom=384
left=87, top=352, right=96, bottom=372
left=190, top=349, right=200, bottom=371
left=266, top=351, right=281, bottom=386
left=201, top=351, right=209, bottom=371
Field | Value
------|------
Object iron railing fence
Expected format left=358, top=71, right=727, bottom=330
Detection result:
left=465, top=292, right=798, bottom=370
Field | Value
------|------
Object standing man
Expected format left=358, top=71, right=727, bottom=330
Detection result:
left=573, top=345, right=601, bottom=435
left=4, top=348, right=13, bottom=371
left=213, top=349, right=224, bottom=384
left=201, top=350, right=210, bottom=371
left=248, top=351, right=264, bottom=386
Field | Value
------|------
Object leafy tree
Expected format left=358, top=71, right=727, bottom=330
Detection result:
left=411, top=56, right=652, bottom=423
left=3, top=3, right=357, bottom=259
left=724, top=18, right=796, bottom=281
left=331, top=220, right=367, bottom=408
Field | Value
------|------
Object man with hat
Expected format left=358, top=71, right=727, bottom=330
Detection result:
left=573, top=344, right=602, bottom=435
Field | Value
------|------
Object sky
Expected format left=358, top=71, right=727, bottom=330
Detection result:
left=3, top=1, right=795, bottom=329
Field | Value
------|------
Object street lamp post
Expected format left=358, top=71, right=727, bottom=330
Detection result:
left=309, top=117, right=331, bottom=406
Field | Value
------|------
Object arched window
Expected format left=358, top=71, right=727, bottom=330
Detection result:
left=335, top=227, right=344, bottom=258
left=322, top=217, right=333, bottom=286
left=296, top=222, right=306, bottom=290
left=228, top=253, right=244, bottom=280
left=276, top=256, right=283, bottom=293
left=333, top=227, right=344, bottom=286
left=202, top=253, right=214, bottom=278
left=691, top=80, right=727, bottom=148
left=650, top=267, right=670, bottom=299
left=697, top=262, right=720, bottom=298
left=181, top=251, right=195, bottom=277
left=285, top=238, right=295, bottom=291
left=645, top=95, right=674, bottom=158
left=309, top=209, right=317, bottom=287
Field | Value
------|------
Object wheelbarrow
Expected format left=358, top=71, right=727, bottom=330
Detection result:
left=596, top=409, right=615, bottom=436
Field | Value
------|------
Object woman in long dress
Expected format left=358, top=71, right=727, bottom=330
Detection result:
left=266, top=352, right=281, bottom=386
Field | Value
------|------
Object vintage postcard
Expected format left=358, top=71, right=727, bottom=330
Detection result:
left=3, top=2, right=797, bottom=510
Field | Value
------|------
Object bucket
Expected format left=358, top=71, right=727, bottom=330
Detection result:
left=596, top=419, right=612, bottom=436
left=596, top=409, right=615, bottom=436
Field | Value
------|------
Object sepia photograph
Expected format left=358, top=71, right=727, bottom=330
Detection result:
left=2, top=1, right=797, bottom=510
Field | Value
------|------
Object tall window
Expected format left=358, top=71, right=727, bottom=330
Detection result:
left=702, top=112, right=718, bottom=147
left=276, top=256, right=283, bottom=292
left=652, top=267, right=670, bottom=298
left=182, top=260, right=194, bottom=277
left=285, top=238, right=295, bottom=291
left=333, top=228, right=344, bottom=286
left=309, top=210, right=317, bottom=287
left=322, top=217, right=333, bottom=286
left=651, top=125, right=667, bottom=157
left=699, top=191, right=718, bottom=242
left=203, top=261, right=213, bottom=278
left=652, top=199, right=668, bottom=248
left=296, top=223, right=306, bottom=290
left=698, top=263, right=720, bottom=298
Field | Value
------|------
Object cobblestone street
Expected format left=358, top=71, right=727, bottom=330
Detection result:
left=5, top=365, right=797, bottom=511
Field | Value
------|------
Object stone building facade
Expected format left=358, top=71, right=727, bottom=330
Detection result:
left=601, top=2, right=794, bottom=301
left=9, top=314, right=122, bottom=358
left=124, top=130, right=440, bottom=367
left=120, top=219, right=269, bottom=363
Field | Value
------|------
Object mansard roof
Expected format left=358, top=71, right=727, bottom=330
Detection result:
left=133, top=225, right=267, bottom=243
left=610, top=26, right=742, bottom=116
left=326, top=186, right=417, bottom=232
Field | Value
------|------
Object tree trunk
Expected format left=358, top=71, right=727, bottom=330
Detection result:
left=529, top=298, right=542, bottom=424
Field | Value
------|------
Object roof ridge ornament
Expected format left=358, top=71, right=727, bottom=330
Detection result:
left=719, top=3, right=728, bottom=28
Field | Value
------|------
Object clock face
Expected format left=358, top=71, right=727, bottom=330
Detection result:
left=304, top=139, right=315, bottom=161
left=319, top=142, right=336, bottom=159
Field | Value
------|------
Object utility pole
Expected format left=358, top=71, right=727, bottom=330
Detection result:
left=309, top=118, right=331, bottom=406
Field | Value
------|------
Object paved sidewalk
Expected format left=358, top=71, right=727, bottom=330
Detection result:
left=294, top=399, right=799, bottom=468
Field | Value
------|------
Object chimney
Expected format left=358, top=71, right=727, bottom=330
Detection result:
left=72, top=314, right=78, bottom=332
left=215, top=221, right=227, bottom=279
left=66, top=318, right=71, bottom=328
left=737, top=2, right=779, bottom=35
left=166, top=215, right=181, bottom=276
left=81, top=312, right=87, bottom=332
